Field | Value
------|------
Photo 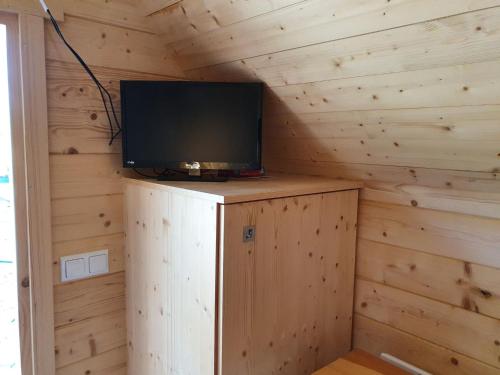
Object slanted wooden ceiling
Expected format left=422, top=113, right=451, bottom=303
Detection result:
left=138, top=1, right=500, bottom=375
left=143, top=0, right=500, bottom=174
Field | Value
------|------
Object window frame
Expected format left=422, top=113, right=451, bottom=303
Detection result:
left=0, top=10, right=55, bottom=375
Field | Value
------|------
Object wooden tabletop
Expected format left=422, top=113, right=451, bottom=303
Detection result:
left=124, top=173, right=362, bottom=204
left=313, top=350, right=408, bottom=375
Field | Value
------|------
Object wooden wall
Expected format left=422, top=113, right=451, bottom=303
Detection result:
left=141, top=1, right=500, bottom=374
left=46, top=2, right=182, bottom=374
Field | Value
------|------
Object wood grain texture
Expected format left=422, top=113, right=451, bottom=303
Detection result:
left=50, top=154, right=126, bottom=199
left=313, top=350, right=406, bottom=375
left=54, top=309, right=127, bottom=368
left=188, top=7, right=500, bottom=86
left=49, top=108, right=122, bottom=154
left=140, top=0, right=181, bottom=16
left=265, top=59, right=500, bottom=115
left=0, top=0, right=64, bottom=20
left=266, top=156, right=500, bottom=369
left=264, top=105, right=500, bottom=142
left=358, top=200, right=500, bottom=269
left=51, top=194, right=123, bottom=243
left=54, top=272, right=125, bottom=327
left=64, top=0, right=156, bottom=32
left=56, top=345, right=127, bottom=375
left=361, top=181, right=500, bottom=220
left=46, top=60, right=178, bottom=111
left=151, top=0, right=304, bottom=44
left=264, top=105, right=500, bottom=172
left=45, top=14, right=182, bottom=76
left=357, top=238, right=500, bottom=319
left=125, top=182, right=218, bottom=375
left=341, top=350, right=407, bottom=375
left=355, top=279, right=500, bottom=368
left=219, top=190, right=358, bottom=374
left=125, top=173, right=361, bottom=204
left=265, top=158, right=500, bottom=193
left=1, top=11, right=34, bottom=375
left=139, top=0, right=500, bottom=370
left=37, top=1, right=184, bottom=373
left=354, top=315, right=500, bottom=375
left=19, top=13, right=57, bottom=375
left=167, top=0, right=500, bottom=69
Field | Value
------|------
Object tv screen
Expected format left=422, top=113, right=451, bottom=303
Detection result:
left=121, top=81, right=263, bottom=171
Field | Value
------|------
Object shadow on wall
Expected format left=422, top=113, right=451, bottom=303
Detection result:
left=262, top=88, right=333, bottom=174
left=183, top=61, right=335, bottom=176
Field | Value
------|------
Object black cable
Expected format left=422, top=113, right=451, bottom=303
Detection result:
left=45, top=9, right=121, bottom=145
left=133, top=168, right=159, bottom=179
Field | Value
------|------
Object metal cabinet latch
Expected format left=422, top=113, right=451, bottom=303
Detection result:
left=243, top=226, right=256, bottom=242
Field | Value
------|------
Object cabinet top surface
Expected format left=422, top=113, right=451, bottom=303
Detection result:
left=124, top=173, right=362, bottom=204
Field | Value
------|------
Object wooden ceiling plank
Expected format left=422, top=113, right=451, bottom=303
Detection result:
left=187, top=8, right=500, bottom=87
left=150, top=0, right=304, bottom=44
left=167, top=0, right=500, bottom=70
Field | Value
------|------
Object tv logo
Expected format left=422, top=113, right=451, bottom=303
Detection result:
left=126, top=161, right=135, bottom=165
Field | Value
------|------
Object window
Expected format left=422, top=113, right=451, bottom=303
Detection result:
left=0, top=20, right=21, bottom=375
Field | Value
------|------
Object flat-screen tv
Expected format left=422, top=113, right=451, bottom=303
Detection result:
left=121, top=81, right=263, bottom=171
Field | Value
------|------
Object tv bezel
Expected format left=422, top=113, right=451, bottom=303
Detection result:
left=120, top=80, right=263, bottom=171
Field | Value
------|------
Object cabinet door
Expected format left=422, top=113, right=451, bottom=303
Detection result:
left=125, top=183, right=218, bottom=375
left=218, top=191, right=358, bottom=375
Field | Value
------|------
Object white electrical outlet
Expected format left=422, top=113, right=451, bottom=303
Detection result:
left=60, top=249, right=109, bottom=282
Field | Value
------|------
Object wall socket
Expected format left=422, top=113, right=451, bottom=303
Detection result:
left=60, top=249, right=109, bottom=282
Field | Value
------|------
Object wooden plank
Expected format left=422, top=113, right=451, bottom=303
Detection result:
left=124, top=183, right=218, bottom=374
left=54, top=272, right=125, bottom=327
left=48, top=108, right=122, bottom=154
left=313, top=355, right=405, bottom=375
left=358, top=200, right=500, bottom=268
left=2, top=11, right=34, bottom=375
left=63, top=0, right=156, bottom=33
left=313, top=359, right=384, bottom=375
left=219, top=191, right=358, bottom=374
left=151, top=0, right=304, bottom=44
left=263, top=105, right=500, bottom=173
left=187, top=7, right=500, bottom=86
left=50, top=154, right=127, bottom=199
left=0, top=0, right=64, bottom=20
left=266, top=59, right=500, bottom=115
left=342, top=350, right=407, bottom=375
left=45, top=15, right=182, bottom=76
left=56, top=345, right=127, bottom=375
left=169, top=0, right=500, bottom=69
left=53, top=233, right=125, bottom=285
left=361, top=181, right=500, bottom=220
left=265, top=135, right=500, bottom=172
left=264, top=105, right=500, bottom=142
left=354, top=314, right=500, bottom=375
left=357, top=238, right=500, bottom=319
left=19, top=13, right=56, bottom=375
left=54, top=309, right=126, bottom=368
left=125, top=174, right=362, bottom=204
left=46, top=59, right=178, bottom=111
left=355, top=279, right=500, bottom=368
left=141, top=0, right=181, bottom=16
left=52, top=233, right=125, bottom=285
left=265, top=158, right=500, bottom=193
left=46, top=60, right=178, bottom=155
left=51, top=194, right=123, bottom=243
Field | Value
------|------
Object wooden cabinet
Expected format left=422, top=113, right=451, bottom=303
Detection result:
left=124, top=174, right=361, bottom=375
